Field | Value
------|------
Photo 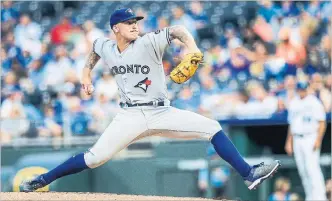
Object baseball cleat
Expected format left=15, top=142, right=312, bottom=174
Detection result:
left=244, top=160, right=281, bottom=190
left=20, top=175, right=47, bottom=192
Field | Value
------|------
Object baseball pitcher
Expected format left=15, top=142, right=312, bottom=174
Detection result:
left=21, top=8, right=280, bottom=193
left=285, top=82, right=327, bottom=200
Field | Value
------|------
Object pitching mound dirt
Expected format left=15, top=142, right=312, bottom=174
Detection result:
left=0, top=192, right=230, bottom=201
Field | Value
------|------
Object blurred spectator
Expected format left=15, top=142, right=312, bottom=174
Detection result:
left=3, top=32, right=26, bottom=68
left=265, top=57, right=288, bottom=84
left=88, top=92, right=119, bottom=134
left=198, top=145, right=230, bottom=199
left=1, top=1, right=19, bottom=22
left=2, top=71, right=20, bottom=102
left=187, top=1, right=208, bottom=30
left=1, top=1, right=19, bottom=33
left=43, top=45, right=74, bottom=91
left=298, top=11, right=319, bottom=45
left=94, top=70, right=118, bottom=102
left=204, top=45, right=230, bottom=77
left=19, top=77, right=43, bottom=112
left=66, top=96, right=94, bottom=136
left=40, top=43, right=54, bottom=65
left=235, top=41, right=269, bottom=80
left=257, top=0, right=278, bottom=23
left=50, top=17, right=73, bottom=45
left=278, top=0, right=300, bottom=17
left=83, top=20, right=104, bottom=47
left=234, top=81, right=278, bottom=118
left=172, top=84, right=200, bottom=112
left=199, top=77, right=223, bottom=118
left=220, top=25, right=243, bottom=49
left=0, top=90, right=30, bottom=142
left=277, top=75, right=297, bottom=110
left=67, top=20, right=89, bottom=59
left=222, top=50, right=251, bottom=84
left=252, top=16, right=274, bottom=43
left=14, top=13, right=42, bottom=58
left=307, top=35, right=331, bottom=74
left=308, top=73, right=332, bottom=112
left=28, top=59, right=46, bottom=90
left=135, top=7, right=158, bottom=33
left=40, top=105, right=62, bottom=138
left=321, top=1, right=332, bottom=22
left=157, top=16, right=170, bottom=30
left=305, top=0, right=322, bottom=18
left=276, top=27, right=306, bottom=67
left=1, top=46, right=13, bottom=76
left=241, top=26, right=261, bottom=50
left=268, top=177, right=292, bottom=201
left=171, top=6, right=197, bottom=39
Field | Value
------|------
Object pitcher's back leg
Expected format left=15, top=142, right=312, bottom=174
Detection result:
left=20, top=108, right=148, bottom=192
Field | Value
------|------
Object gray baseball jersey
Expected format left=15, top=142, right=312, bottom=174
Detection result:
left=93, top=28, right=171, bottom=104
left=84, top=28, right=222, bottom=170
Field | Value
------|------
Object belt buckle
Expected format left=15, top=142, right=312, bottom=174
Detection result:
left=152, top=100, right=158, bottom=107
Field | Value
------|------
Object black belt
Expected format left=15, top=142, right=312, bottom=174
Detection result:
left=120, top=101, right=165, bottom=108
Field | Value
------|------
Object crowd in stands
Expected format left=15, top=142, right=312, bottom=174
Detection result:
left=1, top=0, right=331, bottom=143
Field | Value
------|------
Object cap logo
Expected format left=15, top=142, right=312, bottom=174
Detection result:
left=126, top=8, right=133, bottom=15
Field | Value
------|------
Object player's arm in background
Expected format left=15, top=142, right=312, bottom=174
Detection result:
left=313, top=97, right=327, bottom=151
left=315, top=120, right=326, bottom=150
left=285, top=102, right=294, bottom=156
left=285, top=127, right=293, bottom=156
left=169, top=25, right=201, bottom=54
left=82, top=39, right=103, bottom=95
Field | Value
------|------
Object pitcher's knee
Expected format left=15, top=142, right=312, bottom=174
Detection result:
left=84, top=150, right=110, bottom=169
left=213, top=120, right=222, bottom=132
left=208, top=120, right=222, bottom=140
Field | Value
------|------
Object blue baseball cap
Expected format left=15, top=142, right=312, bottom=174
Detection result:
left=110, top=8, right=144, bottom=28
left=296, top=82, right=309, bottom=90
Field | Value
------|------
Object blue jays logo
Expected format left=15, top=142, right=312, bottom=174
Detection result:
left=126, top=8, right=133, bottom=15
left=134, top=77, right=151, bottom=92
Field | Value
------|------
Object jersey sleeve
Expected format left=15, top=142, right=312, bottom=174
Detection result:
left=93, top=37, right=109, bottom=58
left=313, top=97, right=326, bottom=121
left=142, top=27, right=171, bottom=63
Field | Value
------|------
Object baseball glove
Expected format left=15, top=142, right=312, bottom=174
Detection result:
left=170, top=52, right=204, bottom=84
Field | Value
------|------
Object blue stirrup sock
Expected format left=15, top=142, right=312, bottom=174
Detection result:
left=42, top=152, right=89, bottom=184
left=211, top=130, right=251, bottom=178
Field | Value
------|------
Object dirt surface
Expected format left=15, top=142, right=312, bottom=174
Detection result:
left=0, top=192, right=231, bottom=201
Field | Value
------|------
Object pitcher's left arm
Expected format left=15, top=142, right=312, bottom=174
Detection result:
left=168, top=25, right=203, bottom=84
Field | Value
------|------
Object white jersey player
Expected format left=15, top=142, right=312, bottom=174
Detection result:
left=285, top=82, right=327, bottom=200
left=21, top=8, right=280, bottom=193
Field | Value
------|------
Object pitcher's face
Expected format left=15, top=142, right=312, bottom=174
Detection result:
left=115, top=19, right=140, bottom=41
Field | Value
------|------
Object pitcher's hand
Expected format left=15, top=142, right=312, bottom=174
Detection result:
left=81, top=78, right=94, bottom=95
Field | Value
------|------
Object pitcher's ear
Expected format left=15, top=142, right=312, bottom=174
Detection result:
left=113, top=25, right=119, bottom=33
